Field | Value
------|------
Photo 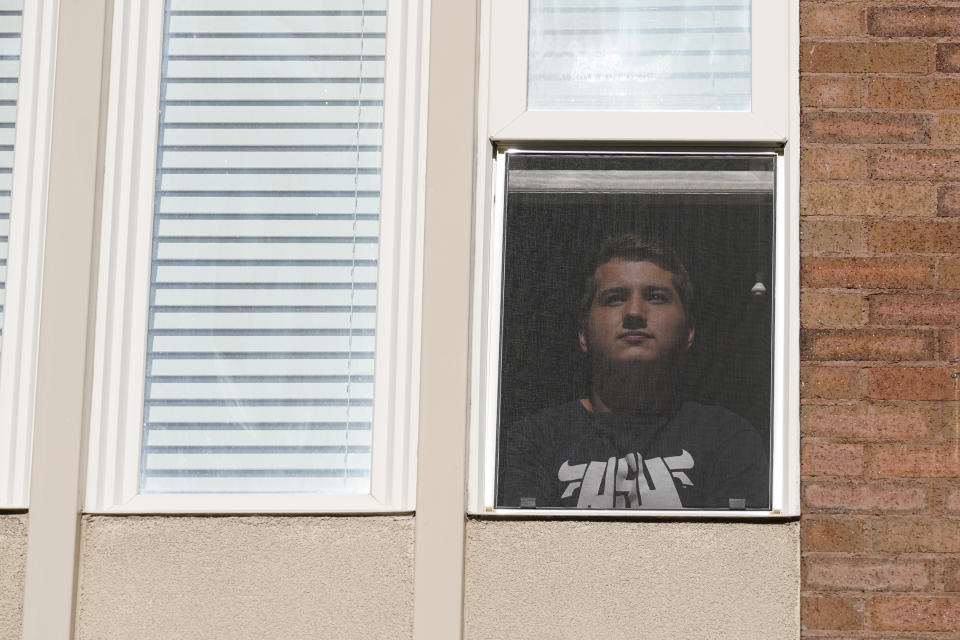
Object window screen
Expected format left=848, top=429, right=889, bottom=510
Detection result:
left=141, top=0, right=384, bottom=493
left=527, top=0, right=751, bottom=111
left=0, top=0, right=22, bottom=360
left=495, top=151, right=774, bottom=510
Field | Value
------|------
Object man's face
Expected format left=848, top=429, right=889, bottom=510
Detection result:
left=578, top=258, right=694, bottom=366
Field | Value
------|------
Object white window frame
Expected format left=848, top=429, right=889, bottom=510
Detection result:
left=0, top=0, right=59, bottom=508
left=488, top=0, right=789, bottom=143
left=85, top=0, right=429, bottom=514
left=468, top=0, right=800, bottom=517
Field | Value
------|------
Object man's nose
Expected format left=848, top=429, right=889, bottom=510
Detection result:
left=622, top=299, right=647, bottom=328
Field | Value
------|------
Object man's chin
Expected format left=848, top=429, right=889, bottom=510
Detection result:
left=604, top=353, right=667, bottom=369
left=598, top=351, right=684, bottom=372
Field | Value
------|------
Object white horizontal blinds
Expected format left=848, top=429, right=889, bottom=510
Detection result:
left=527, top=0, right=751, bottom=111
left=141, top=0, right=385, bottom=493
left=0, top=1, right=21, bottom=358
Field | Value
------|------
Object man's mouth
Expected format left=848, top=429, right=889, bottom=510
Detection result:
left=619, top=330, right=653, bottom=343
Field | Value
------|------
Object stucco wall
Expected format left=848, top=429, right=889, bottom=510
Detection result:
left=464, top=519, right=799, bottom=640
left=0, top=514, right=26, bottom=640
left=75, top=515, right=415, bottom=640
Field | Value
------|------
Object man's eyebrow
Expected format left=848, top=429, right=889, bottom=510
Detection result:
left=596, top=285, right=628, bottom=297
left=643, top=285, right=675, bottom=296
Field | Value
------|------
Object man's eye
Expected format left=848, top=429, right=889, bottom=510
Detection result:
left=601, top=294, right=625, bottom=305
left=647, top=292, right=669, bottom=302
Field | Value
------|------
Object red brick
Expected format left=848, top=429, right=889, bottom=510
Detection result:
left=801, top=76, right=861, bottom=108
left=802, top=147, right=865, bottom=181
left=872, top=597, right=960, bottom=631
left=802, top=41, right=928, bottom=73
left=939, top=113, right=960, bottom=145
left=869, top=77, right=960, bottom=110
left=940, top=331, right=960, bottom=361
left=944, top=559, right=960, bottom=591
left=870, top=444, right=960, bottom=477
left=802, top=405, right=930, bottom=439
left=938, top=43, right=960, bottom=73
left=948, top=487, right=960, bottom=513
left=802, top=257, right=935, bottom=290
left=803, top=481, right=930, bottom=513
left=801, top=291, right=863, bottom=327
left=868, top=368, right=958, bottom=401
left=941, top=260, right=960, bottom=290
left=803, top=5, right=863, bottom=36
left=939, top=186, right=960, bottom=217
left=802, top=517, right=869, bottom=552
left=801, top=366, right=862, bottom=399
left=801, top=183, right=934, bottom=217
left=800, top=595, right=865, bottom=631
left=803, top=440, right=865, bottom=477
left=800, top=218, right=863, bottom=254
left=873, top=520, right=960, bottom=553
left=872, top=150, right=960, bottom=180
left=869, top=294, right=960, bottom=326
left=804, top=557, right=929, bottom=591
left=802, top=111, right=930, bottom=144
left=869, top=7, right=960, bottom=37
left=945, top=405, right=959, bottom=440
left=801, top=329, right=933, bottom=362
left=868, top=220, right=960, bottom=254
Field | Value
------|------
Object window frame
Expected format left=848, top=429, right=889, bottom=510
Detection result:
left=467, top=0, right=800, bottom=518
left=0, top=0, right=60, bottom=508
left=487, top=0, right=789, bottom=143
left=84, top=0, right=429, bottom=514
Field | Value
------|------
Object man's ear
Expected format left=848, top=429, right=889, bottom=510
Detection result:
left=685, top=326, right=695, bottom=351
left=578, top=327, right=589, bottom=354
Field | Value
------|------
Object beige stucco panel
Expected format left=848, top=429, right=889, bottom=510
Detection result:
left=77, top=515, right=414, bottom=640
left=465, top=519, right=799, bottom=640
left=0, top=514, right=27, bottom=640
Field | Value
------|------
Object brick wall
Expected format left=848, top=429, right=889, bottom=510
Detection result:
left=800, top=2, right=960, bottom=636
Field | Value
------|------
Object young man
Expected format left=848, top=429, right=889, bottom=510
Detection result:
left=498, top=234, right=769, bottom=510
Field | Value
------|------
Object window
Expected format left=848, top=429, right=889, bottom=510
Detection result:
left=469, top=0, right=798, bottom=516
left=526, top=0, right=752, bottom=112
left=486, top=0, right=787, bottom=142
left=0, top=0, right=58, bottom=508
left=86, top=0, right=426, bottom=513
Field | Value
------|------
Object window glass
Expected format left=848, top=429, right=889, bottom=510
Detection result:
left=527, top=0, right=751, bottom=111
left=0, top=0, right=22, bottom=360
left=141, top=0, right=384, bottom=493
left=495, top=151, right=774, bottom=510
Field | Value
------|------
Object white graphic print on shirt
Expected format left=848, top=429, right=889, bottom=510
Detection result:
left=558, top=450, right=694, bottom=509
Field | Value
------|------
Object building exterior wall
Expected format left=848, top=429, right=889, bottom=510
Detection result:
left=12, top=1, right=960, bottom=638
left=64, top=0, right=804, bottom=635
left=799, top=2, right=960, bottom=636
left=0, top=515, right=26, bottom=640
left=75, top=516, right=415, bottom=640
left=464, top=520, right=799, bottom=640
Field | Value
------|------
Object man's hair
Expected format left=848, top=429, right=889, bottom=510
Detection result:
left=579, top=233, right=696, bottom=327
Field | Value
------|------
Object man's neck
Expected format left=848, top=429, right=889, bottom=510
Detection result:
left=585, top=363, right=680, bottom=414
